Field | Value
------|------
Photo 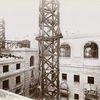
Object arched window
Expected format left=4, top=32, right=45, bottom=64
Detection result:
left=60, top=43, right=71, bottom=57
left=84, top=42, right=98, bottom=58
left=30, top=56, right=34, bottom=66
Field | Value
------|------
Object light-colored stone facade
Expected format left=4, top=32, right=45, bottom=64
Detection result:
left=60, top=33, right=100, bottom=100
left=0, top=57, right=25, bottom=95
left=1, top=48, right=39, bottom=97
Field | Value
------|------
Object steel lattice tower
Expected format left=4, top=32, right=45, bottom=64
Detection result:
left=36, top=0, right=62, bottom=99
left=0, top=18, right=5, bottom=51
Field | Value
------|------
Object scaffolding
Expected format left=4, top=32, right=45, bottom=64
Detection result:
left=36, top=0, right=62, bottom=99
left=0, top=18, right=5, bottom=51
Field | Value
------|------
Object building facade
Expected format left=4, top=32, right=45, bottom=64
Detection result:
left=0, top=56, right=25, bottom=95
left=1, top=48, right=39, bottom=98
left=59, top=33, right=100, bottom=100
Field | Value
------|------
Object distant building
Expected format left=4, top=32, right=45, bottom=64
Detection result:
left=59, top=33, right=100, bottom=100
left=1, top=47, right=39, bottom=98
left=0, top=55, right=25, bottom=95
left=18, top=40, right=30, bottom=48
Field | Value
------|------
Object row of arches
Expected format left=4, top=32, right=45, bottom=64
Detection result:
left=29, top=41, right=98, bottom=66
left=60, top=42, right=98, bottom=58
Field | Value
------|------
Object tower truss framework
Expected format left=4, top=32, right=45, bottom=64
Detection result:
left=36, top=0, right=62, bottom=99
left=0, top=18, right=20, bottom=51
left=0, top=18, right=5, bottom=51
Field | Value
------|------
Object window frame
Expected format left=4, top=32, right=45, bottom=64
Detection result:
left=62, top=73, right=67, bottom=80
left=3, top=79, right=9, bottom=90
left=74, top=93, right=79, bottom=100
left=15, top=88, right=21, bottom=94
left=88, top=76, right=94, bottom=84
left=16, top=63, right=20, bottom=70
left=60, top=44, right=71, bottom=57
left=84, top=42, right=98, bottom=58
left=30, top=56, right=34, bottom=67
left=3, top=65, right=9, bottom=73
left=74, top=75, right=80, bottom=82
left=16, top=76, right=21, bottom=85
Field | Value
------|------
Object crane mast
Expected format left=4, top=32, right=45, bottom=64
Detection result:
left=36, top=0, right=62, bottom=99
left=0, top=18, right=5, bottom=51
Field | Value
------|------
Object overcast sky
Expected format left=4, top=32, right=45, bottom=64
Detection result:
left=0, top=0, right=100, bottom=47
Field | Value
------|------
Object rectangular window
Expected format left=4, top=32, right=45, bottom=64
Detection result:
left=3, top=65, right=9, bottom=73
left=62, top=73, right=67, bottom=80
left=16, top=64, right=20, bottom=70
left=3, top=80, right=9, bottom=90
left=74, top=94, right=79, bottom=100
left=88, top=76, right=94, bottom=84
left=16, top=76, right=21, bottom=85
left=74, top=75, right=80, bottom=82
left=15, top=88, right=21, bottom=94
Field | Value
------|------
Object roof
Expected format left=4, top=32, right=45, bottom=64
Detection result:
left=9, top=48, right=38, bottom=52
left=0, top=54, right=24, bottom=64
left=0, top=89, right=35, bottom=100
left=62, top=33, right=100, bottom=39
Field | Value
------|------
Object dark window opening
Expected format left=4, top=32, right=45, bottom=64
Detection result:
left=3, top=65, right=9, bottom=73
left=84, top=42, right=98, bottom=58
left=16, top=76, right=21, bottom=85
left=3, top=80, right=9, bottom=90
left=62, top=73, right=67, bottom=80
left=16, top=64, right=20, bottom=70
left=74, top=94, right=79, bottom=100
left=88, top=76, right=94, bottom=84
left=74, top=75, right=80, bottom=82
left=30, top=56, right=34, bottom=66
left=15, top=88, right=21, bottom=94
